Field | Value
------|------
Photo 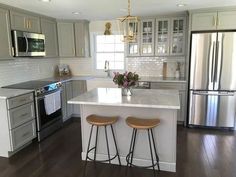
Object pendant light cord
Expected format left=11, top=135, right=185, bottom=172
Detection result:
left=128, top=0, right=131, bottom=16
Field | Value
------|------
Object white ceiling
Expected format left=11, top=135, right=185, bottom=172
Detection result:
left=0, top=0, right=236, bottom=20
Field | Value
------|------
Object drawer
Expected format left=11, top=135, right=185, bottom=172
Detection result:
left=150, top=82, right=186, bottom=90
left=8, top=102, right=35, bottom=129
left=10, top=120, right=36, bottom=151
left=7, top=93, right=34, bottom=109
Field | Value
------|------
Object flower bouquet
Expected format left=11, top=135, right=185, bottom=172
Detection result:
left=113, top=71, right=139, bottom=96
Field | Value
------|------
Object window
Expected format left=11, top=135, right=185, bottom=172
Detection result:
left=95, top=35, right=125, bottom=70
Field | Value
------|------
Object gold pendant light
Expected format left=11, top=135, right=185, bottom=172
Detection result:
left=117, top=0, right=140, bottom=43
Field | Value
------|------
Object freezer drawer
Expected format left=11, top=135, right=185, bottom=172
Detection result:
left=189, top=90, right=235, bottom=128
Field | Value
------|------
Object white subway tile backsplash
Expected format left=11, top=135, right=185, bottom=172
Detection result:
left=126, top=57, right=185, bottom=78
left=0, top=58, right=59, bottom=87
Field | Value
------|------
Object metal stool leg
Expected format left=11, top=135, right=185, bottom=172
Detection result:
left=148, top=129, right=156, bottom=176
left=94, top=126, right=99, bottom=161
left=104, top=125, right=111, bottom=164
left=150, top=129, right=160, bottom=171
left=110, top=125, right=121, bottom=165
left=85, top=125, right=94, bottom=162
left=126, top=128, right=135, bottom=167
left=130, top=129, right=137, bottom=167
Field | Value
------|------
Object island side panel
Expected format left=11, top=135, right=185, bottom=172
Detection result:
left=80, top=104, right=177, bottom=172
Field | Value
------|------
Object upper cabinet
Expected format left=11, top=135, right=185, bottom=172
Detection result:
left=57, top=21, right=90, bottom=58
left=156, top=17, right=186, bottom=56
left=0, top=8, right=12, bottom=59
left=127, top=21, right=140, bottom=56
left=41, top=18, right=58, bottom=57
left=57, top=22, right=76, bottom=57
left=10, top=11, right=41, bottom=33
left=191, top=10, right=236, bottom=31
left=74, top=21, right=90, bottom=57
left=140, top=19, right=155, bottom=56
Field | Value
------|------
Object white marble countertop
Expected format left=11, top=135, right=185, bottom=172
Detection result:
left=68, top=88, right=180, bottom=109
left=0, top=88, right=33, bottom=99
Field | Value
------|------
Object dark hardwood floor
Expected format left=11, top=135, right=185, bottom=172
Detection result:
left=0, top=119, right=236, bottom=177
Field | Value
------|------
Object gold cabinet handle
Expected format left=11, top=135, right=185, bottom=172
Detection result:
left=24, top=19, right=26, bottom=28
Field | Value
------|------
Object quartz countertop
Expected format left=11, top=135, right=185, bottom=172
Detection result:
left=0, top=88, right=33, bottom=99
left=41, top=75, right=186, bottom=83
left=68, top=88, right=180, bottom=109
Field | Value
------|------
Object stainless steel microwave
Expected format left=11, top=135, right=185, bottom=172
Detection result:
left=12, top=30, right=46, bottom=57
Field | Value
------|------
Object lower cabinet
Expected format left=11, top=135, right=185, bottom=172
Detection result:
left=0, top=92, right=36, bottom=157
left=150, top=82, right=187, bottom=122
left=61, top=80, right=87, bottom=122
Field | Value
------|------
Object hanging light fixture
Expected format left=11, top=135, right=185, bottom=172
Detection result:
left=117, top=0, right=140, bottom=43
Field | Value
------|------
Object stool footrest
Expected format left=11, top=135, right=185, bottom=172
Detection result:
left=86, top=152, right=120, bottom=163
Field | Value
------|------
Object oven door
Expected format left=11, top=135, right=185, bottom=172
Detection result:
left=36, top=91, right=62, bottom=131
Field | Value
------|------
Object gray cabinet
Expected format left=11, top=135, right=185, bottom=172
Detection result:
left=72, top=80, right=87, bottom=116
left=41, top=18, right=58, bottom=57
left=57, top=22, right=75, bottom=57
left=61, top=81, right=73, bottom=122
left=150, top=82, right=186, bottom=122
left=0, top=8, right=12, bottom=59
left=75, top=21, right=90, bottom=57
left=10, top=11, right=41, bottom=33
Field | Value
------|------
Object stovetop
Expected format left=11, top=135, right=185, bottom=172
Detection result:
left=3, top=80, right=57, bottom=89
left=3, top=80, right=62, bottom=96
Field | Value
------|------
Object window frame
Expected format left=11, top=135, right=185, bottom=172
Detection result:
left=93, top=33, right=126, bottom=72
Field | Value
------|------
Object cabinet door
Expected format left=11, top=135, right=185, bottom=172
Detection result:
left=191, top=12, right=217, bottom=31
left=72, top=80, right=87, bottom=115
left=217, top=10, right=236, bottom=30
left=156, top=18, right=170, bottom=56
left=0, top=8, right=12, bottom=59
left=140, top=19, right=155, bottom=56
left=66, top=81, right=73, bottom=119
left=170, top=17, right=186, bottom=56
left=27, top=15, right=41, bottom=33
left=75, top=22, right=90, bottom=57
left=127, top=21, right=140, bottom=56
left=41, top=18, right=58, bottom=57
left=178, top=91, right=186, bottom=122
left=57, top=22, right=75, bottom=57
left=10, top=11, right=27, bottom=31
left=61, top=83, right=67, bottom=122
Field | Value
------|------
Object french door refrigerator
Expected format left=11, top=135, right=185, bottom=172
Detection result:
left=188, top=31, right=236, bottom=129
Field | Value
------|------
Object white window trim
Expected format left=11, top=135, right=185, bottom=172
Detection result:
left=91, top=32, right=126, bottom=75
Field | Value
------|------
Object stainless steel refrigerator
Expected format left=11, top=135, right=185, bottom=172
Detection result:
left=188, top=31, right=236, bottom=129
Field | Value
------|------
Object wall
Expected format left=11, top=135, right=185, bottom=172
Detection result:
left=0, top=58, right=59, bottom=87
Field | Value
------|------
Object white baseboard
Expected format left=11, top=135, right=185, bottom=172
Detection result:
left=81, top=152, right=176, bottom=172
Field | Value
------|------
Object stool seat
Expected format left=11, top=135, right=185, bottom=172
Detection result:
left=86, top=114, right=118, bottom=126
left=126, top=117, right=160, bottom=129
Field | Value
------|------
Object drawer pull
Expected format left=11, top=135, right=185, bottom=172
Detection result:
left=22, top=132, right=31, bottom=137
left=20, top=113, right=29, bottom=117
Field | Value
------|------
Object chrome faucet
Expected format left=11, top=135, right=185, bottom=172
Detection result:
left=104, top=60, right=111, bottom=77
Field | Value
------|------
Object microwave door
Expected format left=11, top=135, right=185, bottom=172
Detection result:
left=26, top=33, right=46, bottom=57
left=13, top=31, right=28, bottom=57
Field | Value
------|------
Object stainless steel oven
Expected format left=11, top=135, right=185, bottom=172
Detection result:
left=35, top=90, right=62, bottom=140
left=12, top=30, right=45, bottom=57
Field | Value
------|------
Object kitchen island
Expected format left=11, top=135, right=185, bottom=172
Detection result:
left=68, top=88, right=180, bottom=172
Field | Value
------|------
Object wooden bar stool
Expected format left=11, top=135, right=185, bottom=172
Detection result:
left=85, top=114, right=121, bottom=165
left=126, top=117, right=161, bottom=175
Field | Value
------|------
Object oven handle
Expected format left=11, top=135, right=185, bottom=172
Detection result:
left=24, top=34, right=29, bottom=53
left=36, top=89, right=62, bottom=100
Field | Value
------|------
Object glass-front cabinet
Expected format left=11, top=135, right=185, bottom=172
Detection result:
left=156, top=18, right=170, bottom=56
left=140, top=19, right=155, bottom=56
left=171, top=17, right=185, bottom=55
left=155, top=17, right=186, bottom=56
left=127, top=21, right=140, bottom=56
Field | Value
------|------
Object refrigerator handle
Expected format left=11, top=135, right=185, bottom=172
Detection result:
left=215, top=34, right=224, bottom=87
left=211, top=41, right=216, bottom=83
left=192, top=90, right=234, bottom=96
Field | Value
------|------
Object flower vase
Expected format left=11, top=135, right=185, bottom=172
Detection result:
left=122, top=87, right=132, bottom=96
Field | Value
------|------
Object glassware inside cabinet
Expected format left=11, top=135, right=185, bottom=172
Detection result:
left=127, top=21, right=140, bottom=56
left=141, top=20, right=154, bottom=55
